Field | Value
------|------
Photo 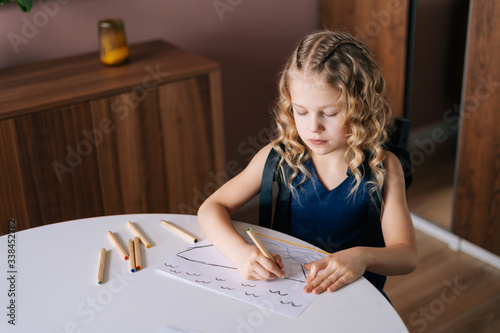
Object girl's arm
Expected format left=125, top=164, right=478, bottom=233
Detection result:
left=303, top=152, right=418, bottom=294
left=360, top=151, right=418, bottom=274
left=197, top=143, right=286, bottom=280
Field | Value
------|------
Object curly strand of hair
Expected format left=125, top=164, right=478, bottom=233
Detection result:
left=273, top=110, right=311, bottom=190
left=272, top=74, right=312, bottom=192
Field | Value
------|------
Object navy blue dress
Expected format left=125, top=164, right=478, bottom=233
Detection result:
left=290, top=159, right=387, bottom=293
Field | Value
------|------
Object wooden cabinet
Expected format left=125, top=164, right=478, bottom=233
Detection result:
left=320, top=0, right=410, bottom=117
left=0, top=40, right=225, bottom=235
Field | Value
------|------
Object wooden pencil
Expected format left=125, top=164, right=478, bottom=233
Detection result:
left=161, top=220, right=198, bottom=243
left=246, top=228, right=277, bottom=264
left=127, top=221, right=151, bottom=248
left=134, top=236, right=142, bottom=270
left=128, top=239, right=136, bottom=273
left=108, top=231, right=129, bottom=260
left=97, top=248, right=106, bottom=284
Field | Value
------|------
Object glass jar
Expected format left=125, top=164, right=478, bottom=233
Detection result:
left=98, top=19, right=130, bottom=66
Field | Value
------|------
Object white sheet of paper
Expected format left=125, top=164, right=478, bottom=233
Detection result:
left=156, top=229, right=327, bottom=318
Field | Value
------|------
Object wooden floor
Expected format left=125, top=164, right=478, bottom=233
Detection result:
left=395, top=131, right=500, bottom=332
left=385, top=229, right=500, bottom=333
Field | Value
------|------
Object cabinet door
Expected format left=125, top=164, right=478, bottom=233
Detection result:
left=0, top=120, right=29, bottom=235
left=0, top=104, right=104, bottom=234
left=91, top=75, right=217, bottom=215
left=320, top=0, right=409, bottom=117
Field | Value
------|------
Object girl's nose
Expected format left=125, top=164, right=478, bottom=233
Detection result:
left=309, top=115, right=324, bottom=133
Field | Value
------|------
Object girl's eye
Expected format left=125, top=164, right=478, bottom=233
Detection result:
left=323, top=112, right=338, bottom=118
left=294, top=108, right=307, bottom=116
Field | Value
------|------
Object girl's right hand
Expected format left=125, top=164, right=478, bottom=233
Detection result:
left=233, top=244, right=286, bottom=280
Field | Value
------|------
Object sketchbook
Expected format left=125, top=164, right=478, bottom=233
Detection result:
left=156, top=228, right=328, bottom=318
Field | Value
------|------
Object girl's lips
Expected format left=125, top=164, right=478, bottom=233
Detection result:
left=309, top=139, right=327, bottom=145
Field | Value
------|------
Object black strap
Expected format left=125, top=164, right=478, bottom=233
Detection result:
left=273, top=166, right=292, bottom=234
left=258, top=144, right=292, bottom=233
left=258, top=146, right=280, bottom=229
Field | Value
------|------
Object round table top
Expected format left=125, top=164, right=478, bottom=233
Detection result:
left=0, top=213, right=407, bottom=333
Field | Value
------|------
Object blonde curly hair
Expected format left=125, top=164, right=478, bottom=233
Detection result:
left=272, top=30, right=393, bottom=201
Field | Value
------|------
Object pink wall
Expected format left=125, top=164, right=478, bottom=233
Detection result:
left=0, top=0, right=318, bottom=170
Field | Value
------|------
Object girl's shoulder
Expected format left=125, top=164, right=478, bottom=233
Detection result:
left=383, top=147, right=412, bottom=190
left=253, top=143, right=275, bottom=163
left=242, top=143, right=275, bottom=176
left=385, top=151, right=400, bottom=167
left=384, top=151, right=406, bottom=180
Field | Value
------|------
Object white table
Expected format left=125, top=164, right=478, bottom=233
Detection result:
left=0, top=214, right=408, bottom=333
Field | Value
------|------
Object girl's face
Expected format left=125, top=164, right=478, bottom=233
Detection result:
left=288, top=72, right=349, bottom=158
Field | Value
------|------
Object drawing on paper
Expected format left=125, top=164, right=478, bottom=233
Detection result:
left=157, top=229, right=328, bottom=318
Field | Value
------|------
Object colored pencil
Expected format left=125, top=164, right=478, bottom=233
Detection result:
left=246, top=228, right=276, bottom=264
left=127, top=221, right=151, bottom=248
left=97, top=248, right=106, bottom=284
left=128, top=239, right=136, bottom=273
left=161, top=220, right=198, bottom=243
left=108, top=231, right=129, bottom=260
left=134, top=237, right=142, bottom=270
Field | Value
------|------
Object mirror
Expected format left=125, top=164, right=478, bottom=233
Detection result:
left=405, top=0, right=469, bottom=230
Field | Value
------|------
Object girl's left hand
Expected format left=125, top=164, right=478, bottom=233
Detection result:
left=303, top=247, right=366, bottom=294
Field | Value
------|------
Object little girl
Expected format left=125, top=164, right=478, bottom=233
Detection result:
left=198, top=30, right=417, bottom=296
